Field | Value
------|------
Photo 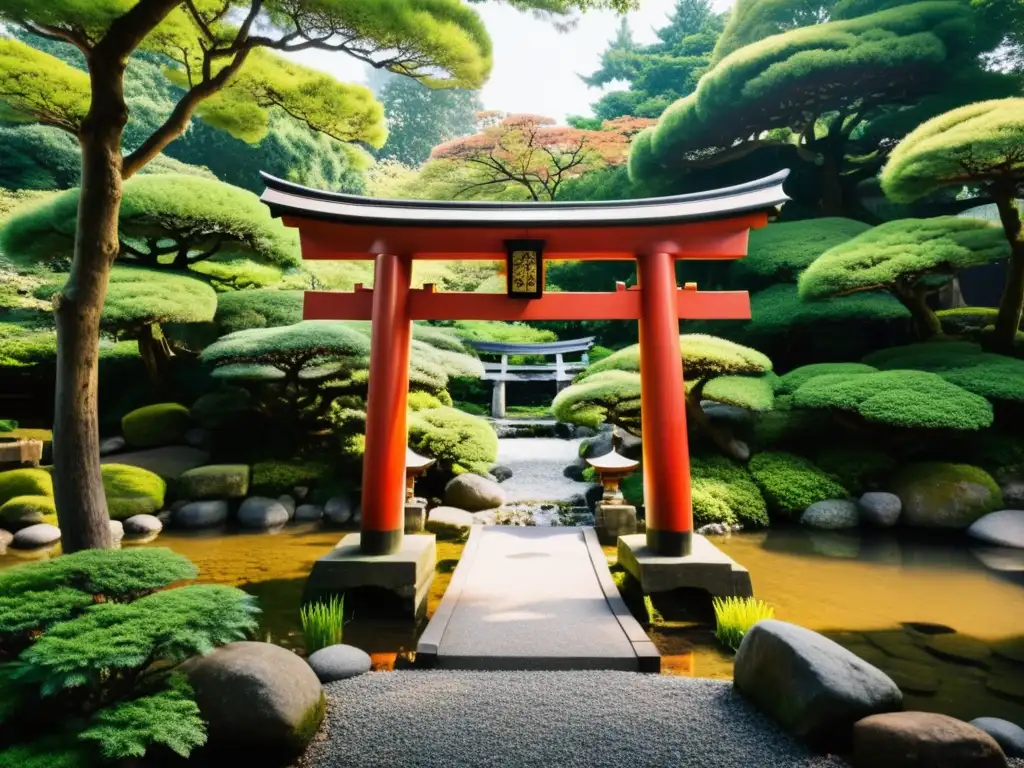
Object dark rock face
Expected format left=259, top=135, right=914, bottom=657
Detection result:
left=853, top=712, right=1008, bottom=768
left=184, top=641, right=325, bottom=763
left=734, top=619, right=903, bottom=749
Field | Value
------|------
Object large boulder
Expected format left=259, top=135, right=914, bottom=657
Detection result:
left=173, top=500, right=229, bottom=529
left=859, top=492, right=902, bottom=528
left=888, top=463, right=1002, bottom=529
left=323, top=495, right=354, bottom=525
left=178, top=464, right=250, bottom=500
left=183, top=641, right=325, bottom=762
left=853, top=712, right=1007, bottom=768
left=426, top=506, right=475, bottom=540
left=967, top=510, right=1024, bottom=550
left=734, top=619, right=902, bottom=748
left=800, top=500, right=859, bottom=530
left=969, top=717, right=1024, bottom=758
left=306, top=644, right=371, bottom=683
left=11, top=523, right=61, bottom=550
left=444, top=473, right=505, bottom=512
left=238, top=497, right=290, bottom=530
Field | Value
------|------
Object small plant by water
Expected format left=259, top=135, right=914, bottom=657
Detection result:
left=713, top=596, right=774, bottom=651
left=301, top=595, right=345, bottom=653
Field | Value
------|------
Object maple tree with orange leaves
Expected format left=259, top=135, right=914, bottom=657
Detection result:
left=426, top=112, right=655, bottom=200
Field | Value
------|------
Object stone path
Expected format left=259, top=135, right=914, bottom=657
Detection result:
left=417, top=525, right=657, bottom=671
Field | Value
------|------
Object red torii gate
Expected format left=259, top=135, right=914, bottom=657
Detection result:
left=261, top=171, right=789, bottom=559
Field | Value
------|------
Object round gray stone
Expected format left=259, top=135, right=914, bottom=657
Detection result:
left=238, top=497, right=289, bottom=530
left=307, top=644, right=371, bottom=682
left=99, top=435, right=126, bottom=456
left=278, top=494, right=296, bottom=520
left=174, top=499, right=229, bottom=529
left=324, top=495, right=354, bottom=525
left=294, top=504, right=324, bottom=522
left=967, top=510, right=1024, bottom=549
left=444, top=473, right=506, bottom=512
left=801, top=500, right=859, bottom=530
left=123, top=513, right=163, bottom=536
left=969, top=717, right=1024, bottom=758
left=859, top=492, right=902, bottom=528
left=12, top=523, right=61, bottom=550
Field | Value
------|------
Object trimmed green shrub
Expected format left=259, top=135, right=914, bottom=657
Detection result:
left=776, top=363, right=877, bottom=396
left=189, top=387, right=253, bottom=429
left=813, top=446, right=898, bottom=495
left=408, top=391, right=445, bottom=411
left=214, top=288, right=303, bottom=334
left=0, top=495, right=57, bottom=529
left=748, top=452, right=849, bottom=518
left=0, top=468, right=53, bottom=505
left=177, top=465, right=250, bottom=500
left=251, top=459, right=329, bottom=497
left=101, top=464, right=167, bottom=520
left=937, top=307, right=1001, bottom=336
left=407, top=406, right=498, bottom=475
left=454, top=400, right=488, bottom=416
left=692, top=456, right=770, bottom=528
left=0, top=548, right=258, bottom=764
left=121, top=402, right=192, bottom=448
left=790, top=370, right=993, bottom=431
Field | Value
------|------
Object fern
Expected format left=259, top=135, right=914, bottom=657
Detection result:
left=0, top=738, right=90, bottom=768
left=0, top=588, right=94, bottom=638
left=79, top=675, right=206, bottom=759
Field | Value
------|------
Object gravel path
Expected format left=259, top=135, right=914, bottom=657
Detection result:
left=303, top=671, right=852, bottom=768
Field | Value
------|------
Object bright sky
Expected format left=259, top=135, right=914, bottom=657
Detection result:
left=290, top=0, right=735, bottom=124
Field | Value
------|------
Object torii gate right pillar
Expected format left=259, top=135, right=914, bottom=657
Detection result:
left=637, top=251, right=692, bottom=556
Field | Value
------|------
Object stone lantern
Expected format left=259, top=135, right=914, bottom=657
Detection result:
left=404, top=447, right=435, bottom=533
left=586, top=447, right=639, bottom=545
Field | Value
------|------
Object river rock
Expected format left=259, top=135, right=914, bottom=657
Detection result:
left=853, top=712, right=1007, bottom=768
left=324, top=495, right=354, bottom=525
left=859, top=492, right=902, bottom=527
left=426, top=506, right=475, bottom=540
left=970, top=718, right=1024, bottom=758
left=183, top=641, right=325, bottom=761
left=294, top=504, right=324, bottom=522
left=444, top=473, right=506, bottom=512
left=1002, top=482, right=1024, bottom=510
left=123, top=514, right=163, bottom=537
left=99, top=435, right=126, bottom=456
left=306, top=644, right=371, bottom=683
left=12, top=523, right=61, bottom=550
left=0, top=528, right=11, bottom=553
left=968, top=510, right=1024, bottom=549
left=238, top=497, right=289, bottom=530
left=801, top=500, right=859, bottom=530
left=278, top=494, right=296, bottom=520
left=489, top=465, right=513, bottom=483
left=173, top=500, right=229, bottom=529
left=888, top=463, right=1002, bottom=529
left=563, top=463, right=586, bottom=482
left=734, top=619, right=902, bottom=748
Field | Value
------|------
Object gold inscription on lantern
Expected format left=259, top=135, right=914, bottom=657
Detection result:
left=510, top=250, right=538, bottom=294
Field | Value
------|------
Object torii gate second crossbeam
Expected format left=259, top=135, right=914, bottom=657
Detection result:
left=261, top=171, right=790, bottom=562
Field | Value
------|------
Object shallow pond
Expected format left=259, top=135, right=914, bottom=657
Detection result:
left=3, top=524, right=1023, bottom=723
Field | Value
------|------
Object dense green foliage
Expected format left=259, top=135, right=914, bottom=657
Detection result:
left=748, top=451, right=849, bottom=518
left=408, top=406, right=499, bottom=475
left=691, top=456, right=770, bottom=528
left=121, top=403, right=191, bottom=448
left=713, top=596, right=775, bottom=652
left=214, top=289, right=304, bottom=335
left=776, top=363, right=877, bottom=395
left=300, top=596, right=345, bottom=655
left=251, top=459, right=330, bottom=497
left=0, top=549, right=257, bottom=763
left=101, top=464, right=167, bottom=520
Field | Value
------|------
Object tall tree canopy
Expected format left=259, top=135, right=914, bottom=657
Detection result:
left=881, top=98, right=1024, bottom=350
left=0, top=0, right=494, bottom=552
left=628, top=0, right=1016, bottom=216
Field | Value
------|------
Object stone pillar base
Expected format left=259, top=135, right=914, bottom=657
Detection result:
left=405, top=500, right=427, bottom=533
left=595, top=502, right=637, bottom=545
left=617, top=533, right=752, bottom=597
left=303, top=533, right=436, bottom=619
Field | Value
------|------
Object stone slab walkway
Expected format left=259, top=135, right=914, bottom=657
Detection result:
left=417, top=526, right=658, bottom=670
left=303, top=671, right=853, bottom=768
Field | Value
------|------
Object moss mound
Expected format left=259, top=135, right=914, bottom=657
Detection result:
left=776, top=363, right=877, bottom=396
left=748, top=451, right=848, bottom=518
left=177, top=465, right=251, bottom=500
left=0, top=494, right=57, bottom=529
left=121, top=403, right=192, bottom=448
left=0, top=467, right=53, bottom=505
left=101, top=464, right=167, bottom=520
left=887, top=462, right=1002, bottom=529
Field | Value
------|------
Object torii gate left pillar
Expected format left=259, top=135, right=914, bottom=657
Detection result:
left=262, top=169, right=789, bottom=616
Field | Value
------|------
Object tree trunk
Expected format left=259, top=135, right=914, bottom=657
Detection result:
left=137, top=323, right=172, bottom=389
left=683, top=383, right=749, bottom=462
left=991, top=191, right=1024, bottom=352
left=52, top=60, right=130, bottom=552
left=894, top=285, right=942, bottom=340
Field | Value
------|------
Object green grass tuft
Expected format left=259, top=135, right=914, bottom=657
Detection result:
left=301, top=595, right=345, bottom=654
left=712, top=596, right=775, bottom=652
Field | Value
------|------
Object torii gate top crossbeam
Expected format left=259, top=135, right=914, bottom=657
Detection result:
left=259, top=170, right=791, bottom=260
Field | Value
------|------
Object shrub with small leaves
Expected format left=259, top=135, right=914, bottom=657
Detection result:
left=748, top=452, right=848, bottom=518
left=0, top=548, right=259, bottom=764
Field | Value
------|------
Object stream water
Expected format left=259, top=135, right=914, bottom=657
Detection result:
left=495, top=436, right=593, bottom=503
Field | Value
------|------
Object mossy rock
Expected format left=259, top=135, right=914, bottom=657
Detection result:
left=876, top=657, right=940, bottom=695
left=888, top=462, right=1002, bottom=529
left=178, top=464, right=250, bottom=500
left=0, top=467, right=53, bottom=505
left=924, top=633, right=993, bottom=667
left=987, top=670, right=1024, bottom=701
left=101, top=464, right=167, bottom=520
left=864, top=632, right=938, bottom=665
left=0, top=494, right=56, bottom=530
left=121, top=402, right=192, bottom=448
